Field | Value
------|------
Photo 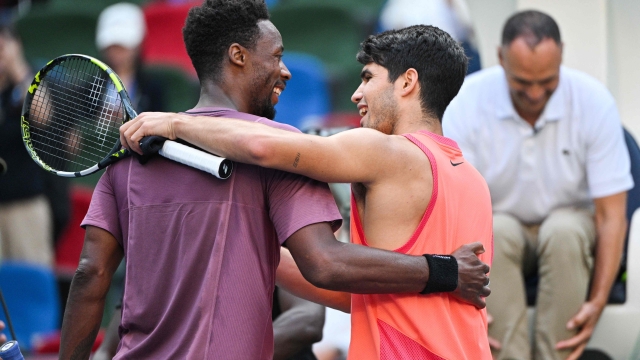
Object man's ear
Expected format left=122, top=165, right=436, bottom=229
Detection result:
left=228, top=43, right=247, bottom=66
left=558, top=41, right=564, bottom=61
left=498, top=45, right=505, bottom=67
left=399, top=68, right=419, bottom=97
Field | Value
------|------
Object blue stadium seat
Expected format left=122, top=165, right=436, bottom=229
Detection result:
left=624, top=128, right=640, bottom=246
left=0, top=261, right=60, bottom=351
left=275, top=52, right=331, bottom=130
left=270, top=4, right=367, bottom=112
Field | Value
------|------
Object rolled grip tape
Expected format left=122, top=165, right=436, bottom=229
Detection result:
left=159, top=141, right=233, bottom=179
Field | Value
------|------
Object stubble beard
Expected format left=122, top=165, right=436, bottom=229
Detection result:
left=369, top=86, right=398, bottom=135
left=250, top=66, right=277, bottom=120
left=252, top=97, right=276, bottom=120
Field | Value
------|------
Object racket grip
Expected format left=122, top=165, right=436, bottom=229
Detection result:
left=138, top=136, right=167, bottom=165
left=159, top=140, right=233, bottom=179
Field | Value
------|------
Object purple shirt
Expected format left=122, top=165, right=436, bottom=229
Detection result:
left=82, top=107, right=342, bottom=359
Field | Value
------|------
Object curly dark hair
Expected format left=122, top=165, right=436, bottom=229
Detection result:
left=183, top=0, right=269, bottom=82
left=356, top=25, right=467, bottom=122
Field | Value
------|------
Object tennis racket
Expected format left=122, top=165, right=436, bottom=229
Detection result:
left=20, top=54, right=233, bottom=179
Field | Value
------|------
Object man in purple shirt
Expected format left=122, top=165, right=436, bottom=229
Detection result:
left=59, top=1, right=490, bottom=359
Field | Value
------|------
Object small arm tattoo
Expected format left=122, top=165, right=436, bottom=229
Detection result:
left=293, top=152, right=300, bottom=168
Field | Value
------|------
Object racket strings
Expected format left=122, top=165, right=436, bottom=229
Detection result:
left=26, top=57, right=125, bottom=172
left=27, top=61, right=114, bottom=169
left=36, top=84, right=120, bottom=151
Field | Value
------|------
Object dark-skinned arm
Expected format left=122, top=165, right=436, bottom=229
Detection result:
left=59, top=226, right=124, bottom=360
left=285, top=222, right=490, bottom=308
left=277, top=246, right=351, bottom=313
left=91, top=307, right=122, bottom=360
left=273, top=288, right=325, bottom=360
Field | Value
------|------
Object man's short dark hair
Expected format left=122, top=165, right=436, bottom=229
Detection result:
left=356, top=25, right=467, bottom=121
left=501, top=10, right=561, bottom=48
left=183, top=0, right=269, bottom=82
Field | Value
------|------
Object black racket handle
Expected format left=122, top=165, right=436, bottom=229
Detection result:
left=98, top=136, right=168, bottom=169
left=137, top=136, right=168, bottom=164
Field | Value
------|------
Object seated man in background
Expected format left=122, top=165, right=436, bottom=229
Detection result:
left=442, top=10, right=631, bottom=360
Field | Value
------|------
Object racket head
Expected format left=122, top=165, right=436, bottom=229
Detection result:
left=21, top=54, right=137, bottom=177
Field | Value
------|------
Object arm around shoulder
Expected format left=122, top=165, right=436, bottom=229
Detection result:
left=277, top=246, right=351, bottom=313
left=284, top=222, right=429, bottom=294
left=122, top=112, right=406, bottom=184
left=218, top=124, right=405, bottom=184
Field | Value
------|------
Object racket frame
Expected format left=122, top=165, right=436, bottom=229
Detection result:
left=21, top=54, right=233, bottom=180
left=21, top=54, right=130, bottom=177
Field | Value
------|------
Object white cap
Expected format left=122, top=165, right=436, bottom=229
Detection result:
left=96, top=2, right=146, bottom=50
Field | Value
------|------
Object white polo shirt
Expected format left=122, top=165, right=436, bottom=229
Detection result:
left=443, top=65, right=633, bottom=224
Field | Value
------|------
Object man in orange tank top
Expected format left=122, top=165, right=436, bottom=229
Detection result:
left=120, top=25, right=493, bottom=359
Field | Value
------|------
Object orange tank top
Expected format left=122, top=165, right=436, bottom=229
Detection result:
left=348, top=131, right=493, bottom=360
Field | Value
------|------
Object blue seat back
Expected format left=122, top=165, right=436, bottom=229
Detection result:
left=0, top=261, right=60, bottom=351
left=606, top=127, right=640, bottom=303
left=275, top=52, right=331, bottom=130
left=270, top=4, right=366, bottom=112
left=624, top=128, right=640, bottom=235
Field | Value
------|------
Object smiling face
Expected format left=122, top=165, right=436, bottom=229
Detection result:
left=351, top=63, right=399, bottom=134
left=500, top=36, right=562, bottom=122
left=245, top=20, right=291, bottom=120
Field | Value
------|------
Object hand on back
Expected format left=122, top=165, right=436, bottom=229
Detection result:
left=451, top=242, right=491, bottom=309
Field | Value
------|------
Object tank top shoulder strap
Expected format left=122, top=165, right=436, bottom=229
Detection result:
left=391, top=132, right=440, bottom=253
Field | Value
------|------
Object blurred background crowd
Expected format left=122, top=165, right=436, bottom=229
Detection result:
left=0, top=0, right=640, bottom=359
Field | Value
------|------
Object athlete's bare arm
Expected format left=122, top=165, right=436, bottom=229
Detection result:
left=278, top=241, right=491, bottom=312
left=279, top=223, right=490, bottom=309
left=277, top=247, right=352, bottom=313
left=120, top=112, right=403, bottom=184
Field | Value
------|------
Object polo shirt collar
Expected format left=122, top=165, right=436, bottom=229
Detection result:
left=495, top=66, right=566, bottom=123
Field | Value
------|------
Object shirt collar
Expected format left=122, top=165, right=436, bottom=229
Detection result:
left=496, top=66, right=566, bottom=123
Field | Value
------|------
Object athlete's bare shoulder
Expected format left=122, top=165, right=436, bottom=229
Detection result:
left=354, top=133, right=435, bottom=250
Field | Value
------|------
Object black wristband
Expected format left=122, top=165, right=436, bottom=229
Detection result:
left=420, top=254, right=458, bottom=294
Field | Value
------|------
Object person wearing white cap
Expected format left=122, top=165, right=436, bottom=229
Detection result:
left=96, top=2, right=165, bottom=113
